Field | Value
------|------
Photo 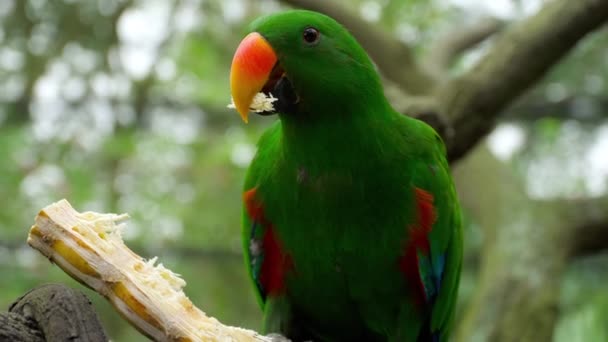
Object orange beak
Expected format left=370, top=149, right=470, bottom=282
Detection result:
left=230, top=32, right=278, bottom=123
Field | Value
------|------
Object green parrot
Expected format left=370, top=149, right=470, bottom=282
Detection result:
left=229, top=10, right=462, bottom=342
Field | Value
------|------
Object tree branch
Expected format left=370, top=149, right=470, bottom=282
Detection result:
left=549, top=196, right=608, bottom=257
left=27, top=200, right=273, bottom=341
left=281, top=0, right=437, bottom=94
left=425, top=17, right=505, bottom=73
left=0, top=239, right=243, bottom=263
left=453, top=147, right=608, bottom=342
left=440, top=0, right=608, bottom=162
left=505, top=95, right=608, bottom=122
left=0, top=313, right=45, bottom=342
left=1, top=284, right=108, bottom=341
left=571, top=221, right=608, bottom=257
left=288, top=0, right=608, bottom=163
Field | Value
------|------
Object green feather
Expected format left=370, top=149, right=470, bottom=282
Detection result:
left=240, top=10, right=462, bottom=342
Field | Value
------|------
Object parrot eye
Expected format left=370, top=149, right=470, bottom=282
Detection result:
left=303, top=27, right=320, bottom=45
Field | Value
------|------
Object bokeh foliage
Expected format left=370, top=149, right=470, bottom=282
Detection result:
left=0, top=0, right=606, bottom=340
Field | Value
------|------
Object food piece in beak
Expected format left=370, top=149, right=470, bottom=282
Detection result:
left=228, top=93, right=278, bottom=113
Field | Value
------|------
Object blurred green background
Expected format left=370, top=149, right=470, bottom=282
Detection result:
left=0, top=0, right=607, bottom=341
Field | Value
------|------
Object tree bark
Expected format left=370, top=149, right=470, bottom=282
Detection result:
left=441, top=0, right=608, bottom=161
left=505, top=95, right=608, bottom=122
left=425, top=17, right=505, bottom=74
left=0, top=284, right=107, bottom=341
left=453, top=147, right=608, bottom=342
left=281, top=0, right=608, bottom=163
left=0, top=313, right=45, bottom=342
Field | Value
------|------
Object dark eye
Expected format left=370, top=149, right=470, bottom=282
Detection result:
left=303, top=27, right=320, bottom=44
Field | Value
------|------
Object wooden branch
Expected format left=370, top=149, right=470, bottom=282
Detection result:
left=1, top=284, right=108, bottom=341
left=0, top=313, right=45, bottom=342
left=453, top=148, right=560, bottom=341
left=27, top=200, right=273, bottom=342
left=0, top=239, right=243, bottom=262
left=505, top=95, right=608, bottom=122
left=571, top=221, right=608, bottom=257
left=549, top=196, right=608, bottom=257
left=440, top=0, right=608, bottom=162
left=426, top=17, right=505, bottom=73
left=281, top=0, right=437, bottom=94
left=285, top=0, right=608, bottom=163
left=454, top=148, right=608, bottom=341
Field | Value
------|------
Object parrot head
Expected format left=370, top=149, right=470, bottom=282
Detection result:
left=230, top=10, right=386, bottom=123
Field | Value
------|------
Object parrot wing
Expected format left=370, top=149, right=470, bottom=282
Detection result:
left=241, top=123, right=291, bottom=308
left=398, top=126, right=462, bottom=342
left=242, top=187, right=293, bottom=307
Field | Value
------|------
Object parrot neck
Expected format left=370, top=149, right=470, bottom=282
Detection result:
left=279, top=97, right=396, bottom=167
left=279, top=80, right=391, bottom=127
left=278, top=63, right=390, bottom=123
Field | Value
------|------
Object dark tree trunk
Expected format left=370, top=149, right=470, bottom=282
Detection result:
left=0, top=284, right=107, bottom=342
